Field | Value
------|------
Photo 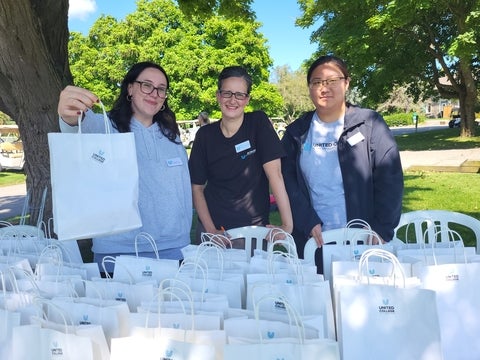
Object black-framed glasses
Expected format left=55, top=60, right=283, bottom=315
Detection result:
left=309, top=77, right=346, bottom=89
left=134, top=81, right=168, bottom=98
left=218, top=90, right=249, bottom=100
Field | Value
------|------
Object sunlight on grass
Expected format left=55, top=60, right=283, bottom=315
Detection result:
left=0, top=171, right=26, bottom=187
left=403, top=172, right=480, bottom=218
left=395, top=128, right=480, bottom=151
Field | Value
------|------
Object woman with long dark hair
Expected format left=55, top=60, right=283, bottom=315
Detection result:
left=57, top=61, right=192, bottom=272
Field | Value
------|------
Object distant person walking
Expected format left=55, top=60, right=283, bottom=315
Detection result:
left=197, top=111, right=210, bottom=126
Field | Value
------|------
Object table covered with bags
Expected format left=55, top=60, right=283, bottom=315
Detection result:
left=1, top=222, right=479, bottom=359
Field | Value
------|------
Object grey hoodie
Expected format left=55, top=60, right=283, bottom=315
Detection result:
left=59, top=111, right=192, bottom=257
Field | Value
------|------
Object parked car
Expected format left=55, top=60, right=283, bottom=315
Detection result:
left=0, top=132, right=24, bottom=171
left=449, top=108, right=461, bottom=128
left=178, top=120, right=199, bottom=148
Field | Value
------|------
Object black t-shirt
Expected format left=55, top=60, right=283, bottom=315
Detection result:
left=188, top=111, right=285, bottom=229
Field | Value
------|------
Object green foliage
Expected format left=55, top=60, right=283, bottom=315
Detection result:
left=67, top=0, right=283, bottom=119
left=297, top=0, right=480, bottom=135
left=383, top=112, right=423, bottom=127
left=177, top=0, right=255, bottom=20
left=273, top=66, right=312, bottom=122
left=0, top=111, right=13, bottom=125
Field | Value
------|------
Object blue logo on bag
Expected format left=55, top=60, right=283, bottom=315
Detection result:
left=79, top=314, right=91, bottom=325
left=160, top=349, right=174, bottom=360
left=173, top=323, right=180, bottom=329
left=51, top=341, right=63, bottom=356
left=274, top=300, right=286, bottom=310
left=115, top=292, right=126, bottom=302
left=142, top=265, right=152, bottom=277
left=353, top=248, right=361, bottom=260
left=446, top=270, right=459, bottom=281
left=267, top=331, right=275, bottom=339
left=92, top=149, right=106, bottom=163
left=378, top=298, right=395, bottom=313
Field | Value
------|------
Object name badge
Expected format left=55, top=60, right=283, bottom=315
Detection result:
left=347, top=132, right=365, bottom=146
left=235, top=140, right=251, bottom=153
left=166, top=157, right=183, bottom=167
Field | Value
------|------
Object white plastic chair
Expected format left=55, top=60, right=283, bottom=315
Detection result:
left=303, top=227, right=368, bottom=266
left=393, top=210, right=480, bottom=252
left=19, top=186, right=47, bottom=227
left=0, top=223, right=45, bottom=238
left=225, top=226, right=271, bottom=260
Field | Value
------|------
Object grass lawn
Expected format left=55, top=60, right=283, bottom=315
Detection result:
left=395, top=127, right=480, bottom=151
left=0, top=170, right=25, bottom=187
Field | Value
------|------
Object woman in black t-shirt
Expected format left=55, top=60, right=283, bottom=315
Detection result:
left=188, top=66, right=293, bottom=243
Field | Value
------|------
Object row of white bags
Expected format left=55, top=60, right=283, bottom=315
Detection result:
left=331, top=246, right=480, bottom=360
left=0, top=282, right=340, bottom=360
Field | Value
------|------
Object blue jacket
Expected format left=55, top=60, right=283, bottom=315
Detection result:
left=281, top=104, right=403, bottom=248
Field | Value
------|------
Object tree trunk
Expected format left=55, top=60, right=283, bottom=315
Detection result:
left=0, top=0, right=72, bottom=228
left=458, top=60, right=477, bottom=137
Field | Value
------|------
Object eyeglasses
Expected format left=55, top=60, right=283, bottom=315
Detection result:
left=134, top=81, right=167, bottom=98
left=218, top=90, right=249, bottom=100
left=309, top=77, right=346, bottom=89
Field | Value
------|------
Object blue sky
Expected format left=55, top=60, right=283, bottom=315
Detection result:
left=68, top=0, right=318, bottom=70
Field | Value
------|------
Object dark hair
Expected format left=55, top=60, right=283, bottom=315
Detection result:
left=307, top=55, right=350, bottom=84
left=109, top=61, right=179, bottom=143
left=217, top=66, right=253, bottom=94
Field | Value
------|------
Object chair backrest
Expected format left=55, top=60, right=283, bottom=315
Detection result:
left=225, top=226, right=272, bottom=261
left=0, top=224, right=45, bottom=238
left=393, top=210, right=480, bottom=252
left=303, top=227, right=368, bottom=266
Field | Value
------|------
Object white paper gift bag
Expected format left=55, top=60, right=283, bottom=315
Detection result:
left=48, top=102, right=142, bottom=240
left=112, top=233, right=179, bottom=284
left=110, top=335, right=216, bottom=360
left=48, top=297, right=130, bottom=345
left=224, top=294, right=340, bottom=360
left=418, top=261, right=480, bottom=360
left=85, top=277, right=156, bottom=312
left=29, top=315, right=110, bottom=360
left=0, top=308, right=21, bottom=359
left=12, top=324, right=94, bottom=360
left=336, top=249, right=443, bottom=360
left=320, top=227, right=395, bottom=280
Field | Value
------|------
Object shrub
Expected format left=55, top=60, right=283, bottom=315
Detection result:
left=383, top=112, right=423, bottom=127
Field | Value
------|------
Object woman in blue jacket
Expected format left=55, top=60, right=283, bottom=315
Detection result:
left=281, top=55, right=403, bottom=258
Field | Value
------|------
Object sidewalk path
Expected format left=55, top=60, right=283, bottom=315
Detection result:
left=400, top=148, right=480, bottom=171
left=0, top=183, right=26, bottom=221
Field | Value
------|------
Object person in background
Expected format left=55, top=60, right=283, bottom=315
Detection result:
left=281, top=55, right=403, bottom=258
left=188, top=66, right=293, bottom=243
left=56, top=61, right=192, bottom=272
left=197, top=111, right=210, bottom=126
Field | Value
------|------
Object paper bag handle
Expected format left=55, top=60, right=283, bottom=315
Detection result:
left=77, top=100, right=110, bottom=134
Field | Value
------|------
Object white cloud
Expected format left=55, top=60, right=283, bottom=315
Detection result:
left=69, top=0, right=97, bottom=21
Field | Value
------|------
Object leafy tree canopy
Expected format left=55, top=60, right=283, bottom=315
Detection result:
left=177, top=0, right=255, bottom=20
left=68, top=0, right=283, bottom=120
left=272, top=65, right=313, bottom=122
left=297, top=0, right=479, bottom=136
